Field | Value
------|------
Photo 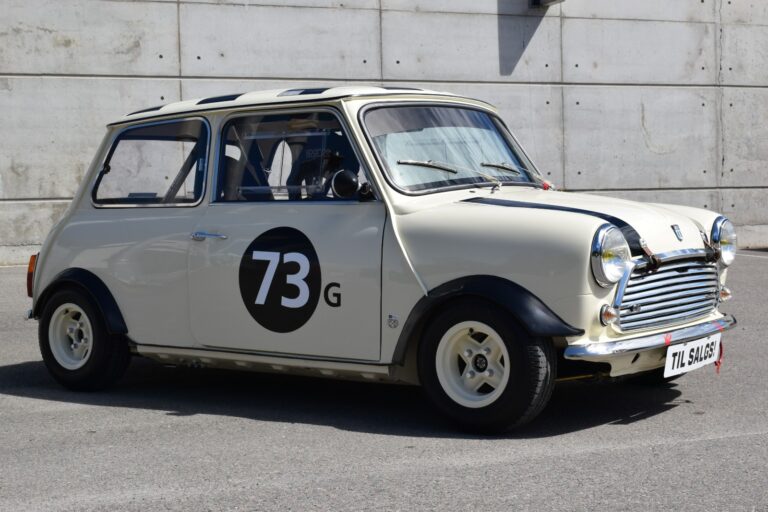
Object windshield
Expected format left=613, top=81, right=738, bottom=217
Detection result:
left=363, top=105, right=538, bottom=193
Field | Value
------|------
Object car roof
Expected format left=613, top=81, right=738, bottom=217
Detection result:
left=114, top=86, right=483, bottom=126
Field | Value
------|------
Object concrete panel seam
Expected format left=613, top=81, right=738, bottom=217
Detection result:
left=0, top=198, right=72, bottom=202
left=715, top=0, right=724, bottom=214
left=378, top=0, right=384, bottom=82
left=190, top=1, right=378, bottom=10
left=6, top=74, right=768, bottom=89
left=559, top=16, right=717, bottom=27
left=559, top=10, right=566, bottom=187
left=380, top=7, right=552, bottom=17
left=101, top=1, right=763, bottom=26
left=0, top=199, right=73, bottom=204
left=378, top=10, right=716, bottom=24
left=176, top=0, right=182, bottom=78
left=176, top=0, right=183, bottom=104
left=109, top=0, right=380, bottom=11
left=720, top=21, right=768, bottom=28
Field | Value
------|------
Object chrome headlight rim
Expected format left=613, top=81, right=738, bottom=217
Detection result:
left=591, top=224, right=631, bottom=288
left=711, top=216, right=736, bottom=267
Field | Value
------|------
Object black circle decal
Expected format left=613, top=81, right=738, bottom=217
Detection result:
left=239, top=227, right=321, bottom=333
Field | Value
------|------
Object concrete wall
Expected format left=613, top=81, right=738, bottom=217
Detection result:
left=1, top=0, right=767, bottom=263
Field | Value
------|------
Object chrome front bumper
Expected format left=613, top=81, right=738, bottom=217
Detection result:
left=564, top=315, right=737, bottom=362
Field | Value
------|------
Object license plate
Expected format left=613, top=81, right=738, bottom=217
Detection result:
left=663, top=333, right=721, bottom=378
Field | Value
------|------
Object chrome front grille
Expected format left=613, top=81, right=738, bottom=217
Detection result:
left=618, top=259, right=719, bottom=331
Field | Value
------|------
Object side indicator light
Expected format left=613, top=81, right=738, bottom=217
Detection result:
left=27, top=254, right=38, bottom=298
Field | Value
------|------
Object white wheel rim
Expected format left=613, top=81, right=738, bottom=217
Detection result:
left=435, top=320, right=511, bottom=409
left=48, top=303, right=93, bottom=370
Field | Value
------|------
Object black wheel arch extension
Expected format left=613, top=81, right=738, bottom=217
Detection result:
left=392, top=275, right=584, bottom=365
left=32, top=268, right=128, bottom=335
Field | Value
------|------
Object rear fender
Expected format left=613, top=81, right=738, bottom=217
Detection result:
left=33, top=268, right=127, bottom=335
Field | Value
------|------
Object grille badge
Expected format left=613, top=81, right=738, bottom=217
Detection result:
left=671, top=224, right=684, bottom=241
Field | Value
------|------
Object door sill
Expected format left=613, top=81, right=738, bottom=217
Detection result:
left=134, top=344, right=393, bottom=382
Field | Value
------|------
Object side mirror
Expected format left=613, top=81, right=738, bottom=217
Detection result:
left=358, top=182, right=375, bottom=201
left=331, top=169, right=359, bottom=199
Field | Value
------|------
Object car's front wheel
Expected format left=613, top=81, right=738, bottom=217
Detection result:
left=418, top=300, right=556, bottom=434
left=39, top=288, right=130, bottom=391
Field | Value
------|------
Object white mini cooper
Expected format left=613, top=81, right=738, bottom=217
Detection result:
left=27, top=87, right=737, bottom=433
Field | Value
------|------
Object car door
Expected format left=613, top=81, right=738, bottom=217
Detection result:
left=187, top=109, right=386, bottom=361
left=80, top=117, right=210, bottom=347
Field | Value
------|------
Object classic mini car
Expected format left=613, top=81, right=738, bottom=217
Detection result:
left=26, top=87, right=737, bottom=433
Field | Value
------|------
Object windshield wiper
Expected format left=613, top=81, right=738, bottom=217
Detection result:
left=468, top=169, right=502, bottom=192
left=397, top=159, right=503, bottom=192
left=396, top=159, right=459, bottom=174
left=480, top=162, right=524, bottom=175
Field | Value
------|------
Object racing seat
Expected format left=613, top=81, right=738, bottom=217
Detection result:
left=222, top=155, right=273, bottom=201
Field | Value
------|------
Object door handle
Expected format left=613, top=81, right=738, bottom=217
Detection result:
left=190, top=231, right=228, bottom=241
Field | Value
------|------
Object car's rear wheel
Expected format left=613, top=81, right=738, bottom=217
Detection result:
left=418, top=300, right=556, bottom=434
left=39, top=288, right=130, bottom=391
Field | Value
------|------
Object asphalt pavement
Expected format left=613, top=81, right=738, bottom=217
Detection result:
left=1, top=252, right=766, bottom=511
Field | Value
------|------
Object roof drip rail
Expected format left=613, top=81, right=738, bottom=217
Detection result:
left=127, top=105, right=163, bottom=116
left=197, top=93, right=244, bottom=105
left=278, top=88, right=330, bottom=97
left=529, top=0, right=565, bottom=6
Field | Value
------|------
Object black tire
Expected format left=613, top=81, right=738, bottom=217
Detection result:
left=39, top=288, right=130, bottom=391
left=417, top=299, right=556, bottom=434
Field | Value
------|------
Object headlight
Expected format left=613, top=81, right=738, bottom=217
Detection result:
left=591, top=224, right=631, bottom=287
left=712, top=217, right=737, bottom=266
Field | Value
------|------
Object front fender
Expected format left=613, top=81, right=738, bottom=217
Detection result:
left=392, top=275, right=583, bottom=364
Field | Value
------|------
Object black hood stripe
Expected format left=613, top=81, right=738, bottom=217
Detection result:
left=463, top=197, right=645, bottom=256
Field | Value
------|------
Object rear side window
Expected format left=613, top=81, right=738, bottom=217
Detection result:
left=93, top=119, right=209, bottom=206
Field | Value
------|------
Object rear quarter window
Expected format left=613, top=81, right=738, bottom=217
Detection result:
left=93, top=118, right=209, bottom=206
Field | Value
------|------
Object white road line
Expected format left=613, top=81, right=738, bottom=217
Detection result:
left=738, top=252, right=768, bottom=260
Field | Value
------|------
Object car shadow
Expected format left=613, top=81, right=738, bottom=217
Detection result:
left=0, top=358, right=683, bottom=439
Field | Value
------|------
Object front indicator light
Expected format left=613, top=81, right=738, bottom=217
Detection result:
left=719, top=286, right=733, bottom=303
left=600, top=305, right=620, bottom=326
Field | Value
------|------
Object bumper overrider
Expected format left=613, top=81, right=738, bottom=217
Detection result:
left=564, top=315, right=736, bottom=362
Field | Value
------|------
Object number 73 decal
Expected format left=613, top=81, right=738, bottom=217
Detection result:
left=252, top=251, right=310, bottom=309
left=239, top=227, right=340, bottom=333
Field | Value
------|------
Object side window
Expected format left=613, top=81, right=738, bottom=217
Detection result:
left=93, top=119, right=208, bottom=205
left=216, top=111, right=363, bottom=202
